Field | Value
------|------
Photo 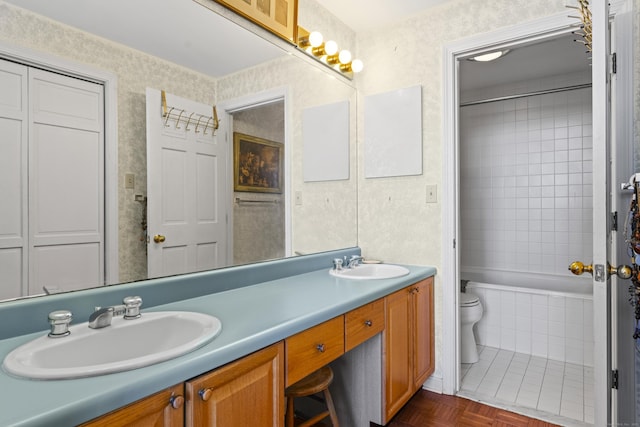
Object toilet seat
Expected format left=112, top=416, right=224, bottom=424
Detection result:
left=460, top=292, right=480, bottom=307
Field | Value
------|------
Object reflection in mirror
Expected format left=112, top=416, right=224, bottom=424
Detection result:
left=0, top=0, right=357, bottom=302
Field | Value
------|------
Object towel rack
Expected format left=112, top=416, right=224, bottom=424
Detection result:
left=234, top=197, right=279, bottom=205
left=161, top=90, right=219, bottom=134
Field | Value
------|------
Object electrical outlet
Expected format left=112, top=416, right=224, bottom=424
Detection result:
left=295, top=191, right=303, bottom=206
left=426, top=184, right=437, bottom=203
left=125, top=173, right=135, bottom=189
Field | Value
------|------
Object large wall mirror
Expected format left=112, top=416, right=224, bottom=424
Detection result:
left=0, top=0, right=358, bottom=302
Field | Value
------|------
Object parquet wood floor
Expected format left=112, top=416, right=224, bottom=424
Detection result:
left=386, top=390, right=560, bottom=427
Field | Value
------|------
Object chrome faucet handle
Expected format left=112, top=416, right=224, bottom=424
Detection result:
left=48, top=310, right=72, bottom=338
left=332, top=258, right=344, bottom=271
left=348, top=255, right=363, bottom=268
left=89, top=306, right=114, bottom=329
left=123, top=296, right=142, bottom=319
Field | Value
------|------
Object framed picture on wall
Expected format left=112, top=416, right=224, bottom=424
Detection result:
left=233, top=132, right=283, bottom=193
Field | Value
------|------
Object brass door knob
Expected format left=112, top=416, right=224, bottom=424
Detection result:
left=153, top=234, right=166, bottom=243
left=568, top=261, right=632, bottom=279
left=568, top=261, right=593, bottom=276
left=608, top=264, right=633, bottom=280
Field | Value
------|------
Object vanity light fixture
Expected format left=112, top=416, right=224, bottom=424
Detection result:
left=468, top=49, right=510, bottom=62
left=297, top=26, right=363, bottom=78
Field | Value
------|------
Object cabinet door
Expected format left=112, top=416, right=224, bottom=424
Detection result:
left=186, top=342, right=284, bottom=427
left=412, top=277, right=435, bottom=389
left=80, top=384, right=184, bottom=427
left=384, top=287, right=413, bottom=422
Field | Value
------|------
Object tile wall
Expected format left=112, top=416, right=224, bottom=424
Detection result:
left=460, top=72, right=593, bottom=277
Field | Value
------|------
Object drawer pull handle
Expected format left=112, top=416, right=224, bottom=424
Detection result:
left=316, top=343, right=325, bottom=353
left=170, top=394, right=184, bottom=409
left=199, top=388, right=213, bottom=401
left=364, top=320, right=373, bottom=327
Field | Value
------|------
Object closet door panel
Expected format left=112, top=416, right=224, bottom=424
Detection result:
left=0, top=59, right=28, bottom=300
left=28, top=68, right=104, bottom=295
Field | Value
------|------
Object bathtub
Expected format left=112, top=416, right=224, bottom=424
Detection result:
left=462, top=269, right=594, bottom=366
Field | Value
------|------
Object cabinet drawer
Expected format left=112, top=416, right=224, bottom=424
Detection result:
left=345, top=298, right=385, bottom=352
left=285, top=315, right=344, bottom=387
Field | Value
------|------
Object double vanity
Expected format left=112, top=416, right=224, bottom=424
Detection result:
left=0, top=248, right=436, bottom=426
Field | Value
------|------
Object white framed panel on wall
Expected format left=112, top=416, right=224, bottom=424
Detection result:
left=364, top=85, right=422, bottom=179
left=302, top=100, right=349, bottom=182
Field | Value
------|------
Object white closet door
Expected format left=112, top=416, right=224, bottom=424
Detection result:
left=0, top=59, right=28, bottom=300
left=28, top=69, right=104, bottom=295
left=146, top=88, right=228, bottom=278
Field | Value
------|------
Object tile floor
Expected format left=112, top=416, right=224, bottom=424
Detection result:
left=458, top=345, right=594, bottom=426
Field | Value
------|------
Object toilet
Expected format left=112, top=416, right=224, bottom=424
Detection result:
left=460, top=292, right=483, bottom=364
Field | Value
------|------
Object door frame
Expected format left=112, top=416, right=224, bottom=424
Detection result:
left=442, top=6, right=626, bottom=426
left=442, top=10, right=578, bottom=394
left=0, top=41, right=119, bottom=286
left=217, top=87, right=292, bottom=262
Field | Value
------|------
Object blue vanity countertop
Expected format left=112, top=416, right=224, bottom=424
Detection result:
left=0, top=263, right=436, bottom=427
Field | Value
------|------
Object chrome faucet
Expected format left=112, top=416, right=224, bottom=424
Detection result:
left=89, top=296, right=143, bottom=329
left=347, top=255, right=363, bottom=269
left=332, top=258, right=344, bottom=271
left=89, top=306, right=114, bottom=329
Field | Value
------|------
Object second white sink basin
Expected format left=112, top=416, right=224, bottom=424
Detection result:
left=330, top=264, right=410, bottom=280
left=3, top=311, right=222, bottom=380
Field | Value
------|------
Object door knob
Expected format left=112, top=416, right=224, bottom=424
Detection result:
left=568, top=261, right=593, bottom=276
left=568, top=261, right=632, bottom=279
left=153, top=234, right=166, bottom=243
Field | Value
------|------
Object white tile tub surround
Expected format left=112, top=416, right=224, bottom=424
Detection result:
left=467, top=281, right=594, bottom=366
left=459, top=71, right=593, bottom=278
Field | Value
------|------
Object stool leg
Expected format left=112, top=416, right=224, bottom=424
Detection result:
left=286, top=396, right=295, bottom=427
left=323, top=389, right=339, bottom=427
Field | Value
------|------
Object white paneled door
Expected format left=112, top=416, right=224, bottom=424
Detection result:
left=0, top=59, right=104, bottom=299
left=146, top=89, right=228, bottom=278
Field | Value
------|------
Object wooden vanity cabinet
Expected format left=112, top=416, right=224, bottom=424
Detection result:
left=185, top=341, right=284, bottom=427
left=383, top=277, right=434, bottom=423
left=79, top=383, right=185, bottom=427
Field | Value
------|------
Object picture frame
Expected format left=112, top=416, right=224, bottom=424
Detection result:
left=212, top=0, right=298, bottom=44
left=234, top=132, right=283, bottom=193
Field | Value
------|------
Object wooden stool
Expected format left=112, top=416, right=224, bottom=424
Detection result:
left=285, top=366, right=339, bottom=427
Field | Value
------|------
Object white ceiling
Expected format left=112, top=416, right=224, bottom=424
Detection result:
left=460, top=34, right=591, bottom=92
left=4, top=0, right=285, bottom=78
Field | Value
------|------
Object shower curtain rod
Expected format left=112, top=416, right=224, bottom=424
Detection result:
left=459, top=83, right=592, bottom=107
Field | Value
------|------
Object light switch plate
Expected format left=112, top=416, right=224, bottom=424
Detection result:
left=295, top=191, right=303, bottom=206
left=426, top=184, right=437, bottom=203
left=125, top=173, right=135, bottom=189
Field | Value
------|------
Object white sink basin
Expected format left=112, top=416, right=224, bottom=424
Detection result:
left=329, top=264, right=410, bottom=280
left=3, top=311, right=222, bottom=380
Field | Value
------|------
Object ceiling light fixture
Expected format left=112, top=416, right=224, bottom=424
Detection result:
left=468, top=49, right=510, bottom=62
left=296, top=26, right=363, bottom=78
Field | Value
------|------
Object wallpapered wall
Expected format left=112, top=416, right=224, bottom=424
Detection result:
left=355, top=0, right=579, bottom=380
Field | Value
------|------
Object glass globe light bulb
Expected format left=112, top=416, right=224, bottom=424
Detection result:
left=324, top=40, right=338, bottom=56
left=309, top=31, right=323, bottom=48
left=351, top=59, right=364, bottom=73
left=338, top=50, right=352, bottom=64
